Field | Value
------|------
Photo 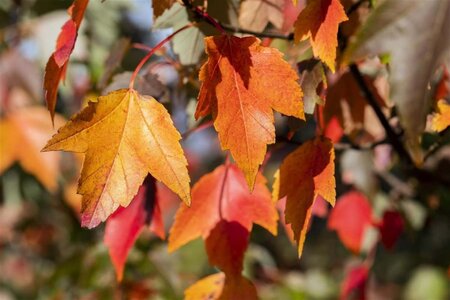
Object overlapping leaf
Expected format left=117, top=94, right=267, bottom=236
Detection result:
left=43, top=89, right=191, bottom=228
left=196, top=35, right=304, bottom=189
left=170, top=163, right=276, bottom=299
left=44, top=0, right=89, bottom=122
left=104, top=175, right=164, bottom=281
left=344, top=0, right=450, bottom=163
left=0, top=107, right=65, bottom=191
left=431, top=100, right=450, bottom=132
left=239, top=0, right=284, bottom=32
left=294, top=0, right=348, bottom=71
left=154, top=3, right=206, bottom=65
left=273, top=136, right=335, bottom=256
left=169, top=163, right=277, bottom=251
left=152, top=0, right=176, bottom=19
left=324, top=71, right=385, bottom=138
left=328, top=190, right=372, bottom=253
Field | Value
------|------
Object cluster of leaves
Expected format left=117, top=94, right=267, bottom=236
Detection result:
left=1, top=0, right=450, bottom=299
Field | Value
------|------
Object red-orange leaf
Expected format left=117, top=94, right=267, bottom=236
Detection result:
left=168, top=163, right=277, bottom=252
left=273, top=136, right=335, bottom=256
left=328, top=191, right=372, bottom=254
left=205, top=220, right=249, bottom=276
left=104, top=176, right=164, bottom=281
left=44, top=0, right=88, bottom=122
left=340, top=264, right=369, bottom=300
left=196, top=35, right=304, bottom=189
left=294, top=0, right=348, bottom=71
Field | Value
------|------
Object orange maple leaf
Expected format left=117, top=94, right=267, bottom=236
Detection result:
left=196, top=35, right=304, bottom=189
left=44, top=0, right=88, bottom=122
left=294, top=0, right=348, bottom=71
left=169, top=163, right=277, bottom=252
left=431, top=100, right=450, bottom=132
left=43, top=89, right=191, bottom=228
left=0, top=107, right=65, bottom=191
left=273, top=136, right=335, bottom=256
left=169, top=163, right=276, bottom=298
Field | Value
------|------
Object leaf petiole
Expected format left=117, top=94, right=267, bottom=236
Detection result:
left=128, top=23, right=195, bottom=89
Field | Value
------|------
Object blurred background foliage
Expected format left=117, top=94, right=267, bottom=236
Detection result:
left=0, top=0, right=449, bottom=299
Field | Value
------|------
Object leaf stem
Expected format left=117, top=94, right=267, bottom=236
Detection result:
left=128, top=23, right=194, bottom=89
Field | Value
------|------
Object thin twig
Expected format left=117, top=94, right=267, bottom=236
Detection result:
left=349, top=64, right=414, bottom=165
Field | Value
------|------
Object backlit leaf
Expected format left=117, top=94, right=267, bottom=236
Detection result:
left=340, top=264, right=369, bottom=300
left=328, top=191, right=372, bottom=253
left=154, top=3, right=205, bottom=66
left=44, top=0, right=89, bottom=122
left=273, top=136, right=335, bottom=256
left=104, top=175, right=164, bottom=281
left=294, top=0, right=348, bottom=71
left=0, top=107, right=65, bottom=191
left=185, top=273, right=225, bottom=300
left=169, top=163, right=277, bottom=252
left=43, top=89, right=191, bottom=228
left=196, top=35, right=304, bottom=189
left=431, top=100, right=450, bottom=132
left=239, top=0, right=284, bottom=32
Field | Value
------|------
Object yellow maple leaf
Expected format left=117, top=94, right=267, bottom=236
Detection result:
left=0, top=107, right=65, bottom=191
left=43, top=89, right=191, bottom=228
left=431, top=100, right=450, bottom=132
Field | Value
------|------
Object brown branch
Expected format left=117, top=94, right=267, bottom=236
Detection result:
left=181, top=0, right=293, bottom=40
left=349, top=64, right=414, bottom=165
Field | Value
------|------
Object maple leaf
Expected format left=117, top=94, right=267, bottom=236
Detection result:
left=273, top=136, right=335, bottom=256
left=154, top=3, right=206, bottom=66
left=44, top=0, right=89, bottom=122
left=298, top=59, right=327, bottom=114
left=340, top=264, right=369, bottom=300
left=168, top=163, right=277, bottom=252
left=185, top=273, right=225, bottom=300
left=239, top=0, right=284, bottom=32
left=344, top=0, right=450, bottom=163
left=0, top=107, right=65, bottom=191
left=328, top=190, right=372, bottom=254
left=170, top=163, right=273, bottom=299
left=294, top=0, right=348, bottom=72
left=431, top=100, right=450, bottom=132
left=43, top=89, right=191, bottom=228
left=104, top=175, right=165, bottom=281
left=324, top=71, right=385, bottom=137
left=377, top=210, right=404, bottom=250
left=196, top=35, right=304, bottom=189
left=185, top=272, right=258, bottom=300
